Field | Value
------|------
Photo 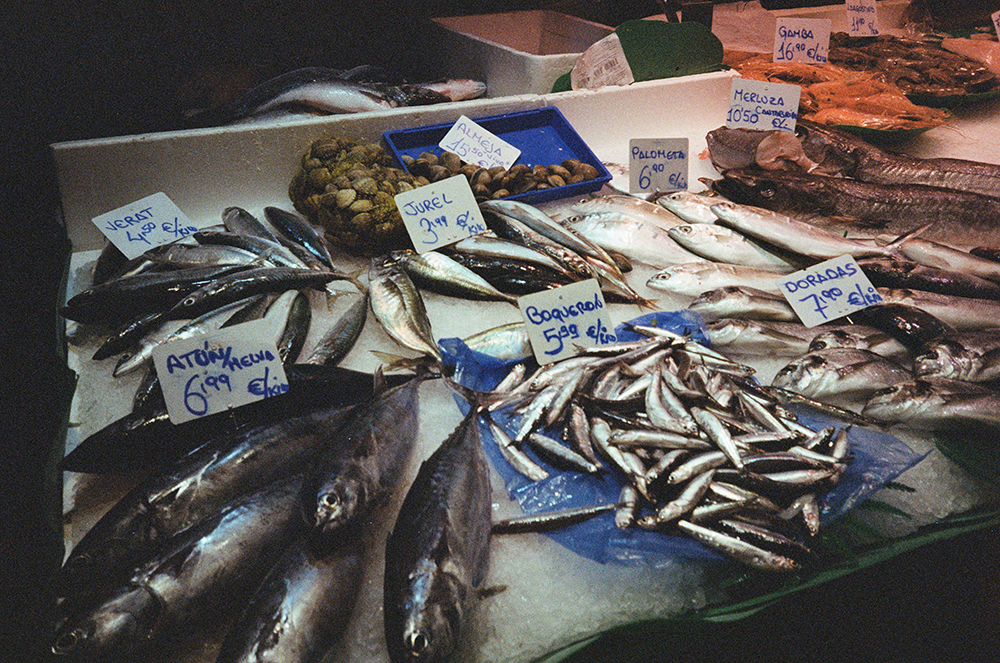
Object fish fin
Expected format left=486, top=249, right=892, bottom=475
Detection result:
left=369, top=350, right=437, bottom=373
left=882, top=223, right=936, bottom=252
left=477, top=584, right=508, bottom=600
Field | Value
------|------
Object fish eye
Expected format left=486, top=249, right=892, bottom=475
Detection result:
left=407, top=629, right=432, bottom=657
left=761, top=187, right=775, bottom=198
left=182, top=296, right=197, bottom=306
left=52, top=628, right=85, bottom=655
left=321, top=492, right=341, bottom=509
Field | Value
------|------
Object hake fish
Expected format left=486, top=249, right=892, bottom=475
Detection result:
left=383, top=406, right=492, bottom=663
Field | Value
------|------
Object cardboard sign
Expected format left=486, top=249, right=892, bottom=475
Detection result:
left=92, top=192, right=200, bottom=259
left=629, top=138, right=689, bottom=195
left=438, top=115, right=521, bottom=170
left=774, top=17, right=831, bottom=64
left=395, top=174, right=488, bottom=252
left=727, top=78, right=800, bottom=133
left=847, top=0, right=879, bottom=37
left=152, top=321, right=289, bottom=424
left=518, top=279, right=616, bottom=363
left=778, top=254, right=882, bottom=327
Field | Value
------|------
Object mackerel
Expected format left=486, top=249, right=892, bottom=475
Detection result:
left=368, top=256, right=442, bottom=362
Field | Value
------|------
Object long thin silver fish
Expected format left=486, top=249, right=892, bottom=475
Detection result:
left=305, top=287, right=369, bottom=365
left=877, top=288, right=1000, bottom=331
left=688, top=286, right=798, bottom=321
left=667, top=223, right=797, bottom=272
left=368, top=256, right=442, bottom=362
left=647, top=262, right=788, bottom=298
left=565, top=212, right=706, bottom=267
left=389, top=249, right=519, bottom=304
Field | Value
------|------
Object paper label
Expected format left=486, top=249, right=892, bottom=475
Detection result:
left=518, top=279, right=616, bottom=363
left=92, top=192, right=200, bottom=259
left=778, top=254, right=883, bottom=327
left=438, top=115, right=521, bottom=170
left=727, top=78, right=800, bottom=132
left=629, top=138, right=689, bottom=195
left=847, top=0, right=879, bottom=37
left=571, top=32, right=635, bottom=90
left=396, top=174, right=488, bottom=252
left=993, top=10, right=1000, bottom=39
left=152, top=321, right=289, bottom=424
left=774, top=18, right=831, bottom=64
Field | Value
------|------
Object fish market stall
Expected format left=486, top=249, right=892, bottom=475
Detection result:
left=49, top=10, right=1000, bottom=663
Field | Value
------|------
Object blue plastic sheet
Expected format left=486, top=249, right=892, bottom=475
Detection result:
left=440, top=311, right=926, bottom=567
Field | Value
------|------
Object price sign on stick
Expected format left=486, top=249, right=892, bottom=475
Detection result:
left=153, top=321, right=289, bottom=424
left=518, top=279, right=616, bottom=364
left=629, top=138, right=688, bottom=195
left=778, top=254, right=883, bottom=327
left=92, top=192, right=200, bottom=259
left=396, top=174, right=488, bottom=252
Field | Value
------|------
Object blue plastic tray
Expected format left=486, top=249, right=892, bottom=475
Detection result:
left=382, top=107, right=611, bottom=204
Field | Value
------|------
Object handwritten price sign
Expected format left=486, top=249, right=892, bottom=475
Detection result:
left=778, top=254, right=883, bottom=327
left=629, top=138, right=688, bottom=195
left=395, top=175, right=488, bottom=252
left=727, top=78, right=801, bottom=133
left=773, top=18, right=831, bottom=64
left=92, top=192, right=200, bottom=259
left=152, top=320, right=289, bottom=424
left=438, top=116, right=521, bottom=170
left=518, top=279, right=616, bottom=363
left=847, top=0, right=879, bottom=37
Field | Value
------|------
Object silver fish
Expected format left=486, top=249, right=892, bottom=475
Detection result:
left=368, top=256, right=442, bottom=362
left=862, top=377, right=1000, bottom=430
left=569, top=194, right=686, bottom=230
left=877, top=288, right=1000, bottom=331
left=676, top=520, right=800, bottom=571
left=655, top=190, right=726, bottom=225
left=705, top=319, right=818, bottom=356
left=897, top=236, right=1000, bottom=284
left=461, top=322, right=532, bottom=362
left=913, top=328, right=1000, bottom=382
left=304, top=287, right=369, bottom=366
left=647, top=262, right=788, bottom=299
left=565, top=213, right=706, bottom=267
left=389, top=249, right=518, bottom=304
left=667, top=223, right=797, bottom=272
left=772, top=348, right=912, bottom=402
left=688, top=286, right=798, bottom=321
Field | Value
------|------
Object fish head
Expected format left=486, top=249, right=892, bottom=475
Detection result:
left=861, top=380, right=941, bottom=425
left=913, top=341, right=971, bottom=380
left=394, top=563, right=465, bottom=663
left=771, top=354, right=836, bottom=398
left=313, top=472, right=370, bottom=536
left=51, top=589, right=157, bottom=661
left=808, top=329, right=865, bottom=352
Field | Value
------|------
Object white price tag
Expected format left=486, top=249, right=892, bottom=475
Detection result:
left=847, top=0, right=879, bottom=37
left=727, top=78, right=800, bottom=133
left=993, top=10, right=1000, bottom=39
left=570, top=32, right=635, bottom=90
left=774, top=18, right=831, bottom=64
left=518, top=279, right=616, bottom=364
left=629, top=138, right=688, bottom=195
left=438, top=116, right=521, bottom=170
left=152, top=321, right=289, bottom=424
left=778, top=254, right=883, bottom=328
left=396, top=175, right=488, bottom=253
left=92, top=192, right=201, bottom=260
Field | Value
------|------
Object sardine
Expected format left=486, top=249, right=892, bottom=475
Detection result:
left=677, top=519, right=800, bottom=571
left=862, top=377, right=1000, bottom=430
left=383, top=406, right=492, bottom=663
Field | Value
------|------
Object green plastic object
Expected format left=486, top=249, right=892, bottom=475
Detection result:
left=551, top=20, right=725, bottom=93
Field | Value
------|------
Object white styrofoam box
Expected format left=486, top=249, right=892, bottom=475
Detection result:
left=424, top=10, right=613, bottom=97
left=52, top=69, right=738, bottom=252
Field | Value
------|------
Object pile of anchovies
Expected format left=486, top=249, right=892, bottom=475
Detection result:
left=484, top=324, right=850, bottom=572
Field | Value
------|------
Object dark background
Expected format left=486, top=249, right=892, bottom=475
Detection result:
left=3, top=1, right=999, bottom=661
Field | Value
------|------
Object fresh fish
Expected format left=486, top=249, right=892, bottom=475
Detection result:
left=56, top=401, right=357, bottom=605
left=654, top=190, right=728, bottom=225
left=676, top=519, right=800, bottom=571
left=91, top=241, right=130, bottom=286
left=62, top=264, right=249, bottom=325
left=60, top=366, right=409, bottom=474
left=564, top=213, right=706, bottom=267
left=709, top=201, right=892, bottom=262
left=483, top=208, right=597, bottom=282
left=706, top=126, right=824, bottom=173
left=568, top=194, right=686, bottom=231
left=895, top=237, right=1000, bottom=285
left=301, top=372, right=423, bottom=552
left=264, top=205, right=335, bottom=269
left=143, top=242, right=261, bottom=269
left=222, top=206, right=280, bottom=243
left=460, top=322, right=532, bottom=362
left=491, top=504, right=615, bottom=535
left=450, top=233, right=570, bottom=276
left=704, top=319, right=818, bottom=356
left=877, top=288, right=1000, bottom=331
left=857, top=256, right=1000, bottom=300
left=383, top=406, right=492, bottom=663
left=165, top=266, right=342, bottom=320
left=51, top=475, right=305, bottom=662
left=712, top=168, right=1000, bottom=247
left=221, top=292, right=278, bottom=328
left=91, top=310, right=170, bottom=361
left=444, top=250, right=576, bottom=295
left=862, top=377, right=1000, bottom=430
left=845, top=302, right=955, bottom=350
left=194, top=228, right=307, bottom=268
left=647, top=262, right=787, bottom=298
left=667, top=223, right=797, bottom=271
left=274, top=290, right=312, bottom=364
left=772, top=348, right=911, bottom=402
left=215, top=532, right=363, bottom=663
left=389, top=249, right=519, bottom=304
left=368, top=256, right=442, bottom=362
left=688, top=286, right=797, bottom=322
left=913, top=328, right=1000, bottom=382
left=806, top=327, right=909, bottom=361
left=304, top=287, right=369, bottom=365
